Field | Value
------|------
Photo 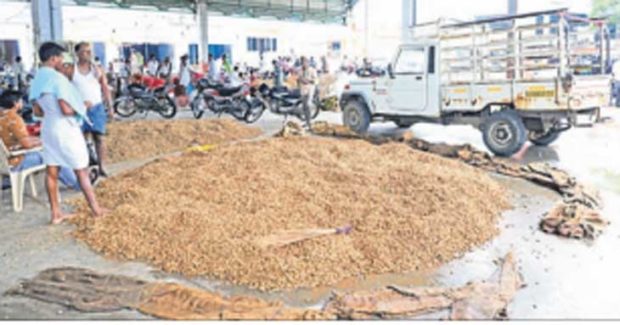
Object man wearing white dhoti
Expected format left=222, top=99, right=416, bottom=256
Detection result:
left=29, top=42, right=106, bottom=224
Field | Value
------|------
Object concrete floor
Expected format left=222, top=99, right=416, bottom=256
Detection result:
left=0, top=107, right=619, bottom=320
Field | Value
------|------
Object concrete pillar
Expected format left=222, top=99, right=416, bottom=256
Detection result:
left=31, top=0, right=64, bottom=51
left=508, top=0, right=518, bottom=15
left=197, top=0, right=209, bottom=64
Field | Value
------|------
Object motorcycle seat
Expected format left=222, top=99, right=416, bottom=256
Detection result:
left=128, top=84, right=147, bottom=97
left=218, top=86, right=242, bottom=96
left=153, top=86, right=166, bottom=94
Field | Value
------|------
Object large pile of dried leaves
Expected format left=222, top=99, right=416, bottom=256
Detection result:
left=105, top=119, right=263, bottom=163
left=71, top=137, right=510, bottom=291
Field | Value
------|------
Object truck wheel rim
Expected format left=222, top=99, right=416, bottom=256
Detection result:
left=347, top=109, right=361, bottom=127
left=490, top=122, right=513, bottom=147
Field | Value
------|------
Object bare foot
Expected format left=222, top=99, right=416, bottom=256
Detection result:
left=92, top=208, right=110, bottom=219
left=51, top=212, right=76, bottom=225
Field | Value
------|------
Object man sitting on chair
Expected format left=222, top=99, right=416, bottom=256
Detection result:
left=0, top=90, right=79, bottom=190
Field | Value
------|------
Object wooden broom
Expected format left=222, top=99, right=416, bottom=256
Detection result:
left=255, top=225, right=353, bottom=249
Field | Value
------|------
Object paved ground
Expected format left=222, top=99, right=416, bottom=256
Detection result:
left=0, top=107, right=618, bottom=320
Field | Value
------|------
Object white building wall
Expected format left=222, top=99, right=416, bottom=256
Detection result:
left=0, top=1, right=351, bottom=70
left=0, top=2, right=35, bottom=69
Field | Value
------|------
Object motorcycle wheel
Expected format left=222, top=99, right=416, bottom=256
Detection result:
left=231, top=100, right=250, bottom=121
left=114, top=96, right=138, bottom=118
left=245, top=100, right=266, bottom=124
left=190, top=95, right=206, bottom=120
left=158, top=96, right=177, bottom=119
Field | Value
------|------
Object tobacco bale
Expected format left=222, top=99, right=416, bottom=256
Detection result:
left=540, top=203, right=608, bottom=240
left=311, top=121, right=360, bottom=138
left=70, top=136, right=509, bottom=291
left=275, top=121, right=305, bottom=138
left=106, top=119, right=262, bottom=163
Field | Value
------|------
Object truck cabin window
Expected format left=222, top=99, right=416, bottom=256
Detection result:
left=394, top=48, right=426, bottom=75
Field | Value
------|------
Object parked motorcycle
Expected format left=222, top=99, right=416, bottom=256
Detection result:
left=190, top=79, right=263, bottom=123
left=114, top=83, right=177, bottom=119
left=252, top=84, right=321, bottom=123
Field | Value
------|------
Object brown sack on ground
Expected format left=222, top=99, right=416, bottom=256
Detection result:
left=323, top=253, right=523, bottom=320
left=5, top=267, right=147, bottom=312
left=138, top=283, right=335, bottom=320
left=8, top=257, right=520, bottom=321
left=5, top=268, right=334, bottom=320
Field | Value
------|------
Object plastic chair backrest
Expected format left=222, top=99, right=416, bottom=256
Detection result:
left=0, top=141, right=12, bottom=175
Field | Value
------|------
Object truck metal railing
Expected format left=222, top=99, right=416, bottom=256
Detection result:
left=407, top=8, right=610, bottom=87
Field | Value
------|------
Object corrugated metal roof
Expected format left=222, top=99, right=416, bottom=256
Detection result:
left=68, top=0, right=359, bottom=23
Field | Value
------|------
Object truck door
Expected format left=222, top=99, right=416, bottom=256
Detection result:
left=388, top=46, right=428, bottom=112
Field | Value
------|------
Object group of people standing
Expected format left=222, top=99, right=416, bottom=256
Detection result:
left=0, top=41, right=112, bottom=224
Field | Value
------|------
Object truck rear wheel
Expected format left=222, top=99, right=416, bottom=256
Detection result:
left=482, top=110, right=527, bottom=157
left=528, top=130, right=561, bottom=146
left=343, top=100, right=371, bottom=134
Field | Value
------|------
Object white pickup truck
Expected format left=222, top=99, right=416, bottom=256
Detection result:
left=340, top=9, right=611, bottom=156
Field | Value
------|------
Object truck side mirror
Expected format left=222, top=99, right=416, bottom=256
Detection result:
left=387, top=64, right=395, bottom=79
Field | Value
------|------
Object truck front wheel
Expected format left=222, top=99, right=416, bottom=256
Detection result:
left=482, top=110, right=527, bottom=157
left=343, top=100, right=371, bottom=134
left=528, top=130, right=561, bottom=146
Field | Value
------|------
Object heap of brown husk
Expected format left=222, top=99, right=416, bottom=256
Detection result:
left=105, top=119, right=263, bottom=163
left=71, top=136, right=509, bottom=291
left=309, top=121, right=607, bottom=241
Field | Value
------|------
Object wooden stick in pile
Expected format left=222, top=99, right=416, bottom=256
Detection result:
left=255, top=225, right=353, bottom=249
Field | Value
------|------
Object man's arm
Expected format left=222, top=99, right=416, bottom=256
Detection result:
left=33, top=102, right=44, bottom=117
left=98, top=66, right=114, bottom=117
left=58, top=99, right=76, bottom=116
left=12, top=113, right=41, bottom=150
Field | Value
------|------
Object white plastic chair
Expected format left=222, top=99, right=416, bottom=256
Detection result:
left=0, top=141, right=45, bottom=212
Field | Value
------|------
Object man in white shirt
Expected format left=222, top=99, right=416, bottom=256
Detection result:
left=207, top=54, right=219, bottom=82
left=12, top=56, right=25, bottom=91
left=157, top=56, right=172, bottom=81
left=146, top=55, right=159, bottom=77
left=298, top=56, right=318, bottom=130
left=65, top=42, right=113, bottom=177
